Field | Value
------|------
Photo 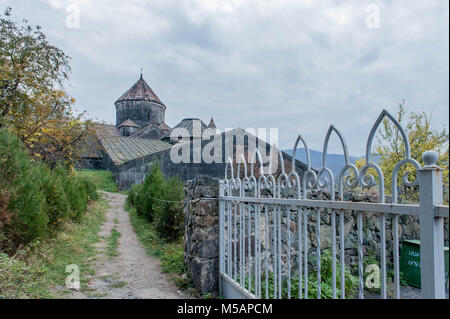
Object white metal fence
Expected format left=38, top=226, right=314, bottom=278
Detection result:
left=218, top=110, right=449, bottom=299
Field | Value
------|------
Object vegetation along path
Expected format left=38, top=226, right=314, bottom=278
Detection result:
left=63, top=191, right=186, bottom=299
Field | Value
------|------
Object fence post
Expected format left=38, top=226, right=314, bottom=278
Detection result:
left=219, top=180, right=225, bottom=297
left=419, top=150, right=445, bottom=299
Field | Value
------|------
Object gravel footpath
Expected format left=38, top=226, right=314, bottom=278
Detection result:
left=57, top=191, right=187, bottom=299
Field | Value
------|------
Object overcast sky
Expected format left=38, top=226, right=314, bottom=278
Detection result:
left=2, top=0, right=449, bottom=155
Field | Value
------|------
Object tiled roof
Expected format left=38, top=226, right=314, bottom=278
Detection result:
left=159, top=122, right=171, bottom=131
left=166, top=118, right=209, bottom=138
left=208, top=117, right=217, bottom=129
left=129, top=122, right=171, bottom=139
left=118, top=119, right=139, bottom=128
left=115, top=75, right=164, bottom=106
left=98, top=136, right=171, bottom=165
left=94, top=123, right=121, bottom=136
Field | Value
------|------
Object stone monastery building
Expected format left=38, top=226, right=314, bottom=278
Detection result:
left=82, top=74, right=306, bottom=190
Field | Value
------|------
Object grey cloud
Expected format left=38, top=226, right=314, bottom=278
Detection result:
left=2, top=0, right=448, bottom=156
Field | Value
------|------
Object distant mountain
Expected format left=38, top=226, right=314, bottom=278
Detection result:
left=283, top=148, right=363, bottom=178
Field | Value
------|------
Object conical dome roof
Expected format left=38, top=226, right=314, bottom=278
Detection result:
left=116, top=75, right=164, bottom=106
left=208, top=117, right=217, bottom=129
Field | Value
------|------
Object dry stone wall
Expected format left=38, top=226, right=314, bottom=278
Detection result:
left=183, top=176, right=220, bottom=296
left=183, top=177, right=449, bottom=296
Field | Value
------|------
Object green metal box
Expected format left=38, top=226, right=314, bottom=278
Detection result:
left=400, top=239, right=449, bottom=288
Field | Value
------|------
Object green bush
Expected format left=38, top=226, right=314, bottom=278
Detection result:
left=154, top=175, right=185, bottom=242
left=127, top=163, right=185, bottom=242
left=35, top=163, right=70, bottom=228
left=249, top=249, right=359, bottom=299
left=0, top=129, right=95, bottom=252
left=53, top=165, right=88, bottom=221
left=78, top=176, right=99, bottom=201
left=136, top=162, right=165, bottom=222
left=126, top=183, right=142, bottom=208
left=0, top=129, right=47, bottom=250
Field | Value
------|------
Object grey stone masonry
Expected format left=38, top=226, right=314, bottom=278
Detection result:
left=182, top=177, right=449, bottom=297
left=183, top=176, right=220, bottom=296
left=115, top=100, right=165, bottom=129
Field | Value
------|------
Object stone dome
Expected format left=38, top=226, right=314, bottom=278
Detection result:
left=115, top=75, right=166, bottom=129
left=116, top=74, right=165, bottom=107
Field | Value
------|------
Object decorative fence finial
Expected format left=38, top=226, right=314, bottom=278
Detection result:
left=422, top=150, right=439, bottom=167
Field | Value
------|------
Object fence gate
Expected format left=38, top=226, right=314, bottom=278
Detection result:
left=218, top=109, right=449, bottom=299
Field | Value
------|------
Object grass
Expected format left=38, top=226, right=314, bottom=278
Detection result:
left=76, top=169, right=118, bottom=193
left=109, top=281, right=127, bottom=288
left=106, top=228, right=121, bottom=258
left=0, top=199, right=107, bottom=298
left=98, top=274, right=127, bottom=288
left=242, top=272, right=357, bottom=299
left=127, top=205, right=193, bottom=293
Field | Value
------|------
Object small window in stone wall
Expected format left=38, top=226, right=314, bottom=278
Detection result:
left=148, top=112, right=150, bottom=120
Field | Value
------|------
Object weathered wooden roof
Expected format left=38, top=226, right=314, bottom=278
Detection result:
left=98, top=135, right=171, bottom=165
left=115, top=75, right=164, bottom=106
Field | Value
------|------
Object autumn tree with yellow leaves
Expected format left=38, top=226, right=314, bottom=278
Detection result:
left=0, top=7, right=91, bottom=168
left=356, top=101, right=449, bottom=204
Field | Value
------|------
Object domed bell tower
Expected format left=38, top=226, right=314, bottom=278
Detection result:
left=115, top=74, right=166, bottom=130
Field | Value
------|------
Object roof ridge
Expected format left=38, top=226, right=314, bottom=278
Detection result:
left=129, top=121, right=171, bottom=138
left=118, top=119, right=139, bottom=128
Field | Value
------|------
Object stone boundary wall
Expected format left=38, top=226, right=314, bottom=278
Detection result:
left=183, top=176, right=220, bottom=296
left=304, top=190, right=448, bottom=270
left=183, top=177, right=449, bottom=296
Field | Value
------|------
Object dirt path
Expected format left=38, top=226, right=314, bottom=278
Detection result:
left=60, top=191, right=187, bottom=299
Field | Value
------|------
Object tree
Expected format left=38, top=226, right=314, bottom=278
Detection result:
left=356, top=101, right=449, bottom=204
left=0, top=7, right=91, bottom=167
